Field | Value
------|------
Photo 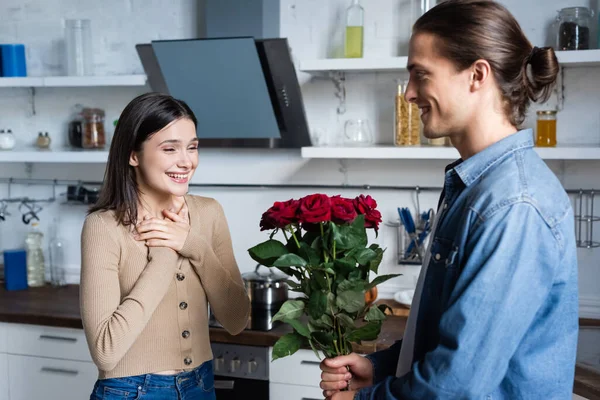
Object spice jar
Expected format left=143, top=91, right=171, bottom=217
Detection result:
left=394, top=80, right=420, bottom=146
left=36, top=132, right=51, bottom=149
left=82, top=108, right=106, bottom=149
left=556, top=7, right=593, bottom=50
left=536, top=110, right=557, bottom=147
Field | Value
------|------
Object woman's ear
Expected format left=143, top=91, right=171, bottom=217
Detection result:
left=129, top=151, right=139, bottom=167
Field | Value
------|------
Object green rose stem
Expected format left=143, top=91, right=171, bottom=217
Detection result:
left=320, top=222, right=330, bottom=262
left=282, top=229, right=289, bottom=242
left=290, top=227, right=301, bottom=249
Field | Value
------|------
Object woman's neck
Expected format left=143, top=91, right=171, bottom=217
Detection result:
left=137, top=191, right=182, bottom=220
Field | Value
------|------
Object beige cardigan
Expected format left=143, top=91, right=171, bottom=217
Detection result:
left=80, top=195, right=250, bottom=379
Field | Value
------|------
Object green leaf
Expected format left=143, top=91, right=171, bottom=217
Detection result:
left=320, top=314, right=334, bottom=328
left=308, top=319, right=327, bottom=330
left=273, top=253, right=308, bottom=268
left=331, top=215, right=368, bottom=251
left=299, top=242, right=322, bottom=266
left=336, top=290, right=365, bottom=313
left=366, top=273, right=402, bottom=290
left=368, top=247, right=385, bottom=273
left=336, top=313, right=356, bottom=329
left=345, top=321, right=382, bottom=343
left=349, top=269, right=364, bottom=281
left=347, top=248, right=377, bottom=265
left=312, top=270, right=329, bottom=292
left=338, top=279, right=365, bottom=293
left=312, top=331, right=334, bottom=348
left=272, top=332, right=304, bottom=361
left=272, top=300, right=305, bottom=322
left=248, top=239, right=289, bottom=266
left=308, top=339, right=322, bottom=360
left=334, top=257, right=357, bottom=271
left=364, top=305, right=387, bottom=322
left=308, top=291, right=327, bottom=319
left=287, top=318, right=311, bottom=338
left=285, top=280, right=301, bottom=290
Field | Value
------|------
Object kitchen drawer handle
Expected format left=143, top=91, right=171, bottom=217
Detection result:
left=40, top=367, right=79, bottom=376
left=39, top=335, right=77, bottom=343
left=214, top=380, right=235, bottom=390
left=300, top=360, right=321, bottom=366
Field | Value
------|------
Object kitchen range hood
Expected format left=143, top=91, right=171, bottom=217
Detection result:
left=136, top=37, right=311, bottom=148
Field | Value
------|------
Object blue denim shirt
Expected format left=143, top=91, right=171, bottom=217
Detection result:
left=357, top=129, right=579, bottom=399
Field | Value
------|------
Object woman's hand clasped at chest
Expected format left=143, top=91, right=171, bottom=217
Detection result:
left=134, top=202, right=190, bottom=252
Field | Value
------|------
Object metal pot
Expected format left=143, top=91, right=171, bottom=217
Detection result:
left=242, top=264, right=289, bottom=309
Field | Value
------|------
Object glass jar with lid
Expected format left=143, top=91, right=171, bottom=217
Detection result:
left=82, top=108, right=106, bottom=149
left=394, top=80, right=420, bottom=146
left=556, top=7, right=593, bottom=50
left=536, top=110, right=557, bottom=147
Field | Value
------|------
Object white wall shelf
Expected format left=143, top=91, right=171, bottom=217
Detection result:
left=0, top=75, right=147, bottom=88
left=301, top=145, right=600, bottom=161
left=0, top=148, right=109, bottom=163
left=300, top=49, right=600, bottom=73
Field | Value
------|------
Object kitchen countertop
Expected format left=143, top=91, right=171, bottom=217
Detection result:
left=0, top=284, right=405, bottom=353
left=0, top=285, right=597, bottom=399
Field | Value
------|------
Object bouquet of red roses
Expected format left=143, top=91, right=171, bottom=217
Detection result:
left=248, top=193, right=400, bottom=361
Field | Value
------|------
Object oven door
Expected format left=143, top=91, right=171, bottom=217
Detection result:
left=215, top=375, right=269, bottom=400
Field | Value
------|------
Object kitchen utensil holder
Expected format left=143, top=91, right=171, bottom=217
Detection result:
left=386, top=220, right=424, bottom=265
left=573, top=189, right=599, bottom=248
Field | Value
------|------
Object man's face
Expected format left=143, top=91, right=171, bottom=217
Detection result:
left=405, top=33, right=475, bottom=139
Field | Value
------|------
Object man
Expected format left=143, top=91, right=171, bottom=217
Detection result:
left=320, top=1, right=578, bottom=399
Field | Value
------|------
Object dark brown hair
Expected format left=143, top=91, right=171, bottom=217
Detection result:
left=89, top=92, right=197, bottom=226
left=413, top=0, right=559, bottom=127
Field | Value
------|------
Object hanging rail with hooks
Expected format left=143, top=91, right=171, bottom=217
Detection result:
left=0, top=177, right=598, bottom=248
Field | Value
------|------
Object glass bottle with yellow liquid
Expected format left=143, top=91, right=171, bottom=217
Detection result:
left=536, top=110, right=557, bottom=147
left=345, top=0, right=364, bottom=58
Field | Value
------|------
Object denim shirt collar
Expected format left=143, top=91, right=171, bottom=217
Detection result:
left=452, top=129, right=534, bottom=188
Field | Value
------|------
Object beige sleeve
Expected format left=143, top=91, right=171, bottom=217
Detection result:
left=179, top=199, right=250, bottom=335
left=80, top=213, right=180, bottom=372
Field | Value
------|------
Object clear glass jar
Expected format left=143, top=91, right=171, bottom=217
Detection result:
left=536, top=110, right=557, bottom=147
left=82, top=108, right=106, bottom=149
left=556, top=7, right=593, bottom=50
left=394, top=80, right=420, bottom=146
left=344, top=0, right=364, bottom=58
left=65, top=19, right=93, bottom=76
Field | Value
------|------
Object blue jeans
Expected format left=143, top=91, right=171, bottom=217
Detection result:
left=90, top=361, right=216, bottom=400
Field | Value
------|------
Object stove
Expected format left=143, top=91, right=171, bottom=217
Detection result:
left=209, top=305, right=283, bottom=332
left=211, top=342, right=270, bottom=399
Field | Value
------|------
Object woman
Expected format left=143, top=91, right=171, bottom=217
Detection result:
left=81, top=92, right=250, bottom=399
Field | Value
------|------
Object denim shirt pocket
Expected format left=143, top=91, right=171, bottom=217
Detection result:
left=429, top=237, right=460, bottom=308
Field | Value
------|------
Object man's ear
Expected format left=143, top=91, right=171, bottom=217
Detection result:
left=470, top=59, right=492, bottom=92
left=129, top=151, right=139, bottom=167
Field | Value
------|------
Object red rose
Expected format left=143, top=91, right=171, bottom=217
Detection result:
left=353, top=195, right=382, bottom=231
left=259, top=199, right=300, bottom=230
left=330, top=195, right=358, bottom=224
left=298, top=194, right=331, bottom=224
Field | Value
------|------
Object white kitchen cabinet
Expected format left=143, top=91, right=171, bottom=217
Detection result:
left=5, top=323, right=91, bottom=362
left=2, top=323, right=96, bottom=400
left=0, top=353, right=8, bottom=400
left=270, top=382, right=324, bottom=400
left=269, top=348, right=322, bottom=387
left=8, top=354, right=97, bottom=400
